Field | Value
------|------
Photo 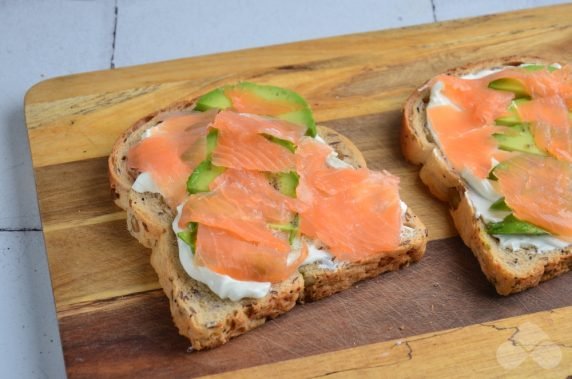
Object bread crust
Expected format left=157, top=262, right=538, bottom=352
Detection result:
left=402, top=56, right=572, bottom=295
left=109, top=102, right=428, bottom=349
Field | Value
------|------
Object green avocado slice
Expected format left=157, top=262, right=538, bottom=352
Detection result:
left=185, top=127, right=225, bottom=195
left=492, top=123, right=545, bottom=155
left=521, top=64, right=559, bottom=72
left=489, top=197, right=511, bottom=211
left=265, top=173, right=300, bottom=245
left=488, top=78, right=530, bottom=99
left=194, top=88, right=232, bottom=111
left=494, top=98, right=530, bottom=126
left=268, top=171, right=299, bottom=198
left=486, top=214, right=549, bottom=235
left=277, top=109, right=315, bottom=135
left=267, top=223, right=297, bottom=232
left=487, top=160, right=510, bottom=181
left=194, top=82, right=317, bottom=137
left=187, top=159, right=226, bottom=194
left=232, top=82, right=308, bottom=108
left=277, top=172, right=299, bottom=198
left=262, top=134, right=296, bottom=153
left=288, top=215, right=300, bottom=244
left=268, top=214, right=300, bottom=245
left=177, top=222, right=198, bottom=251
left=206, top=128, right=218, bottom=157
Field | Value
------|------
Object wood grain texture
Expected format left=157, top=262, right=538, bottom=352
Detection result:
left=24, top=3, right=572, bottom=377
left=59, top=238, right=572, bottom=378
left=35, top=157, right=119, bottom=227
left=209, top=306, right=572, bottom=378
left=45, top=219, right=158, bottom=309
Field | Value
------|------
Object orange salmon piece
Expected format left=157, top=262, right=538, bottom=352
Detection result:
left=128, top=111, right=217, bottom=207
left=213, top=111, right=305, bottom=143
left=179, top=170, right=295, bottom=252
left=195, top=225, right=307, bottom=283
left=518, top=96, right=572, bottom=163
left=296, top=140, right=401, bottom=260
left=436, top=74, right=514, bottom=124
left=427, top=105, right=508, bottom=178
left=213, top=131, right=296, bottom=172
left=211, top=111, right=298, bottom=172
left=128, top=135, right=191, bottom=208
left=496, top=155, right=572, bottom=238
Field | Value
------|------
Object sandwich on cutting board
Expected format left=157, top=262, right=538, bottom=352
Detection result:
left=109, top=82, right=428, bottom=349
left=402, top=56, right=572, bottom=295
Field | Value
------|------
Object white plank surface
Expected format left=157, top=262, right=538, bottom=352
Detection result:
left=0, top=231, right=65, bottom=379
left=0, top=0, right=567, bottom=377
left=0, top=1, right=115, bottom=378
left=0, top=0, right=116, bottom=230
left=113, top=0, right=435, bottom=67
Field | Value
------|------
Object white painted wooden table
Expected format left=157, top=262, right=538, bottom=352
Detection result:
left=0, top=0, right=566, bottom=377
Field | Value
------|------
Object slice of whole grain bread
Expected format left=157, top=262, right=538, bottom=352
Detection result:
left=109, top=101, right=427, bottom=350
left=401, top=56, right=572, bottom=296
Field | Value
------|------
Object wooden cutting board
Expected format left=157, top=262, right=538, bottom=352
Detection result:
left=25, top=4, right=572, bottom=378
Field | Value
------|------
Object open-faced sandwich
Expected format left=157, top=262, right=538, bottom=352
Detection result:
left=402, top=56, right=572, bottom=295
left=109, top=82, right=427, bottom=350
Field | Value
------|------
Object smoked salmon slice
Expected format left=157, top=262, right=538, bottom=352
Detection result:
left=435, top=74, right=514, bottom=124
left=495, top=155, right=572, bottom=238
left=295, top=139, right=401, bottom=260
left=427, top=105, right=511, bottom=178
left=195, top=225, right=307, bottom=282
left=183, top=168, right=307, bottom=283
left=517, top=96, right=572, bottom=163
left=213, top=110, right=306, bottom=143
left=426, top=74, right=518, bottom=178
left=211, top=111, right=299, bottom=172
left=128, top=110, right=217, bottom=207
left=179, top=169, right=295, bottom=252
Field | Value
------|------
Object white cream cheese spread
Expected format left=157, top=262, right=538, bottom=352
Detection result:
left=132, top=172, right=162, bottom=194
